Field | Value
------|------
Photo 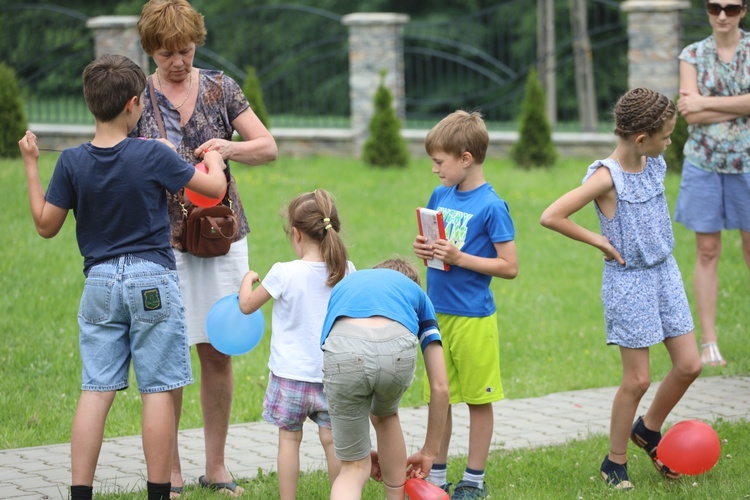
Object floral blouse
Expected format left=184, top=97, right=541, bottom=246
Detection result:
left=130, top=69, right=251, bottom=250
left=679, top=30, right=750, bottom=174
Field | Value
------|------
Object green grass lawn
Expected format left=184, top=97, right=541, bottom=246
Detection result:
left=1, top=151, right=748, bottom=498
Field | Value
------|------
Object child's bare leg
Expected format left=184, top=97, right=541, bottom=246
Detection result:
left=170, top=387, right=183, bottom=491
left=141, top=390, right=176, bottom=483
left=330, top=456, right=371, bottom=500
left=71, top=390, right=117, bottom=485
left=642, top=332, right=701, bottom=430
left=466, top=403, right=493, bottom=471
left=371, top=413, right=407, bottom=500
left=278, top=429, right=302, bottom=500
left=609, top=348, right=650, bottom=464
left=319, top=426, right=341, bottom=484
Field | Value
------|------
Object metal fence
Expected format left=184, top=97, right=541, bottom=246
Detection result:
left=0, top=3, right=717, bottom=129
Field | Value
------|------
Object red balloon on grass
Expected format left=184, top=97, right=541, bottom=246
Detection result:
left=405, top=478, right=449, bottom=499
left=185, top=161, right=225, bottom=207
left=657, top=420, right=720, bottom=475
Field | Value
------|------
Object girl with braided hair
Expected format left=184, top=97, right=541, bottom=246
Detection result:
left=541, top=88, right=702, bottom=490
left=239, top=189, right=354, bottom=499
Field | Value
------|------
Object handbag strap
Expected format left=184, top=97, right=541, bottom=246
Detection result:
left=147, top=75, right=167, bottom=139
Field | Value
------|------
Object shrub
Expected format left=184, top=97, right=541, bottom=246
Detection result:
left=510, top=68, right=557, bottom=168
left=0, top=63, right=27, bottom=158
left=663, top=95, right=689, bottom=175
left=362, top=70, right=409, bottom=168
left=242, top=65, right=270, bottom=129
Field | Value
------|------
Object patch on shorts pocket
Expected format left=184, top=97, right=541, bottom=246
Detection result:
left=128, top=277, right=172, bottom=324
left=141, top=288, right=162, bottom=311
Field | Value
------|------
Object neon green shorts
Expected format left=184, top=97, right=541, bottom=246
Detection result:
left=424, top=313, right=504, bottom=405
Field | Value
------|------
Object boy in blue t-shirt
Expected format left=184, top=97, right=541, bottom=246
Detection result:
left=18, top=54, right=226, bottom=500
left=320, top=258, right=449, bottom=500
left=413, top=110, right=518, bottom=499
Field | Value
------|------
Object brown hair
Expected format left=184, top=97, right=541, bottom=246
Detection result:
left=372, top=258, right=421, bottom=286
left=137, top=0, right=207, bottom=55
left=613, top=88, right=676, bottom=138
left=285, top=189, right=349, bottom=287
left=425, top=110, right=489, bottom=164
left=82, top=54, right=146, bottom=122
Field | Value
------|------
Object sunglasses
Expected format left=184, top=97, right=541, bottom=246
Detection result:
left=706, top=2, right=745, bottom=16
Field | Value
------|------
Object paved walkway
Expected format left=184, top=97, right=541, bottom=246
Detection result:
left=2, top=375, right=749, bottom=499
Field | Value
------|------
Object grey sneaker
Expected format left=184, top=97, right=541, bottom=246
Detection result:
left=451, top=480, right=487, bottom=499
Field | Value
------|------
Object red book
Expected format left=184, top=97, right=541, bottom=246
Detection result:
left=416, top=207, right=450, bottom=271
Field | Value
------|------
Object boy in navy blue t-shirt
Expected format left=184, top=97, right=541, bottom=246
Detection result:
left=18, top=54, right=226, bottom=500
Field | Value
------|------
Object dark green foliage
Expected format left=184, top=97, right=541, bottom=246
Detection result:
left=510, top=69, right=557, bottom=168
left=362, top=72, right=409, bottom=168
left=663, top=95, right=689, bottom=175
left=242, top=66, right=271, bottom=129
left=0, top=63, right=27, bottom=158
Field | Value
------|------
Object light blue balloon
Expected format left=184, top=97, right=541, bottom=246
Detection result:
left=206, top=293, right=265, bottom=356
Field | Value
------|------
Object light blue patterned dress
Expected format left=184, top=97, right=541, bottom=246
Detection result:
left=583, top=157, right=694, bottom=348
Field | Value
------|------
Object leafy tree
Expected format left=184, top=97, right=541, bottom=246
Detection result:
left=362, top=70, right=409, bottom=168
left=0, top=63, right=27, bottom=158
left=663, top=95, right=689, bottom=175
left=242, top=65, right=271, bottom=129
left=510, top=68, right=557, bottom=168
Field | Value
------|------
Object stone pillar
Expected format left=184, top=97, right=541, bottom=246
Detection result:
left=621, top=0, right=690, bottom=98
left=342, top=12, right=409, bottom=153
left=86, top=16, right=149, bottom=74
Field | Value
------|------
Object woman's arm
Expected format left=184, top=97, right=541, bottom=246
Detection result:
left=196, top=107, right=278, bottom=166
left=678, top=61, right=750, bottom=124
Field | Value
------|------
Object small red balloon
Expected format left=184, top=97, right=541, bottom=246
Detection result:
left=184, top=161, right=224, bottom=207
left=657, top=420, right=720, bottom=475
left=405, top=478, right=449, bottom=500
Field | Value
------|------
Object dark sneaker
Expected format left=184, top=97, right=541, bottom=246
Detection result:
left=451, top=480, right=487, bottom=499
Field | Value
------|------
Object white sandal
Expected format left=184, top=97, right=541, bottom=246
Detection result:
left=701, top=342, right=727, bottom=367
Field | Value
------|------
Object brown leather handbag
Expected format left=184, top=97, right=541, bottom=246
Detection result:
left=179, top=194, right=239, bottom=258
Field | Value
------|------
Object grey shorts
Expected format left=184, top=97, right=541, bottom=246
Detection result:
left=322, top=321, right=418, bottom=461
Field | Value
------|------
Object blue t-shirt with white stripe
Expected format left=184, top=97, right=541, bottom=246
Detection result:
left=320, top=268, right=441, bottom=352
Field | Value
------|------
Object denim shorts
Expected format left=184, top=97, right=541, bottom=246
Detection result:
left=675, top=161, right=750, bottom=232
left=262, top=373, right=331, bottom=432
left=78, top=255, right=193, bottom=393
left=322, top=321, right=417, bottom=461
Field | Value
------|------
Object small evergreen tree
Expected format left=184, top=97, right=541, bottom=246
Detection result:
left=0, top=63, right=28, bottom=158
left=242, top=65, right=270, bottom=129
left=362, top=70, right=409, bottom=168
left=663, top=95, right=689, bottom=175
left=510, top=68, right=557, bottom=168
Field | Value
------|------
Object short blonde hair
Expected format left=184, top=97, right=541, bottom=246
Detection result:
left=137, top=0, right=207, bottom=55
left=372, top=258, right=421, bottom=285
left=425, top=110, right=489, bottom=164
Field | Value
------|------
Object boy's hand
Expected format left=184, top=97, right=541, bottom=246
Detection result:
left=431, top=239, right=460, bottom=266
left=406, top=449, right=436, bottom=479
left=413, top=234, right=435, bottom=261
left=18, top=131, right=39, bottom=162
left=369, top=450, right=383, bottom=482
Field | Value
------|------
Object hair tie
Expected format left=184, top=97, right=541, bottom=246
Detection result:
left=323, top=217, right=332, bottom=231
